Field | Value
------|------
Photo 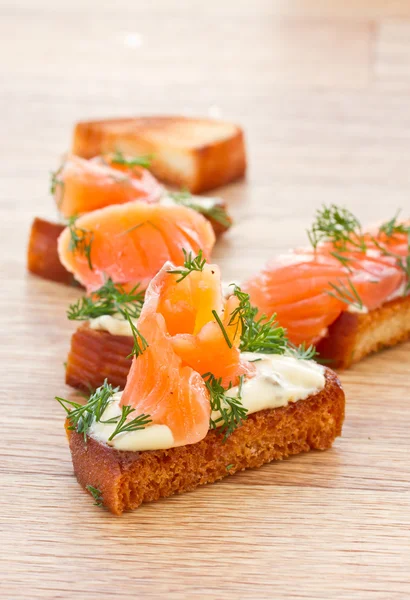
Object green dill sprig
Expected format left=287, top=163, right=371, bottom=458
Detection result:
left=68, top=215, right=94, bottom=271
left=378, top=211, right=409, bottom=239
left=211, top=309, right=232, bottom=348
left=56, top=379, right=151, bottom=443
left=205, top=373, right=247, bottom=441
left=124, top=312, right=149, bottom=358
left=167, top=249, right=206, bottom=282
left=307, top=204, right=410, bottom=300
left=375, top=212, right=410, bottom=293
left=110, top=150, right=153, bottom=169
left=50, top=164, right=65, bottom=209
left=307, top=204, right=365, bottom=252
left=105, top=405, right=152, bottom=441
left=86, top=485, right=103, bottom=507
left=50, top=164, right=64, bottom=196
left=327, top=278, right=364, bottom=310
left=67, top=279, right=145, bottom=321
left=169, top=190, right=232, bottom=230
left=56, top=380, right=119, bottom=442
left=229, top=285, right=288, bottom=354
left=288, top=343, right=318, bottom=361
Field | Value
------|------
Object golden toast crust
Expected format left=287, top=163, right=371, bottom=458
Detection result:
left=317, top=295, right=410, bottom=368
left=66, top=369, right=344, bottom=514
left=72, top=116, right=247, bottom=193
left=27, top=218, right=77, bottom=286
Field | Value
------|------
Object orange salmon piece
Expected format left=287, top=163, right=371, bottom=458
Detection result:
left=57, top=201, right=215, bottom=292
left=120, top=263, right=255, bottom=446
left=244, top=231, right=408, bottom=347
left=54, top=155, right=163, bottom=218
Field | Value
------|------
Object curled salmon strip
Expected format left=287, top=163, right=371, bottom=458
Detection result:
left=121, top=262, right=256, bottom=446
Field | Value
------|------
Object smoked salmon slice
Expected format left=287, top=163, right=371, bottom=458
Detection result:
left=120, top=262, right=255, bottom=447
left=57, top=202, right=215, bottom=292
left=53, top=154, right=163, bottom=218
left=243, top=212, right=409, bottom=347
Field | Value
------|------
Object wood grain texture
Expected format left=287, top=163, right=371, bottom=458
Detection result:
left=0, top=1, right=409, bottom=598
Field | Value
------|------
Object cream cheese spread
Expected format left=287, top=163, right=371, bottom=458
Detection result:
left=89, top=353, right=326, bottom=452
left=89, top=314, right=136, bottom=336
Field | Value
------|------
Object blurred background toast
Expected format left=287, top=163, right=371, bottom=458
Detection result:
left=72, top=116, right=246, bottom=193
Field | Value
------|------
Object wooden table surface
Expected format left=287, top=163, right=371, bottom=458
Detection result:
left=1, top=1, right=410, bottom=598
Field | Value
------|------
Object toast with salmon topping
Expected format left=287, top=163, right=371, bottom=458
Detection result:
left=57, top=258, right=344, bottom=514
left=66, top=368, right=344, bottom=515
left=243, top=205, right=410, bottom=367
left=72, top=116, right=247, bottom=193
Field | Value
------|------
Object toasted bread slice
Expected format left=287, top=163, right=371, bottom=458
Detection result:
left=66, top=323, right=133, bottom=392
left=27, top=218, right=78, bottom=286
left=72, top=116, right=246, bottom=193
left=66, top=369, right=344, bottom=514
left=317, top=295, right=410, bottom=369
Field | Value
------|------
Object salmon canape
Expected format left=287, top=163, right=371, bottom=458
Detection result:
left=28, top=153, right=232, bottom=287
left=243, top=206, right=410, bottom=367
left=57, top=254, right=345, bottom=514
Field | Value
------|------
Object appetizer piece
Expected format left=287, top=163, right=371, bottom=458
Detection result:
left=57, top=202, right=215, bottom=291
left=52, top=154, right=232, bottom=233
left=28, top=165, right=231, bottom=287
left=58, top=256, right=345, bottom=514
left=72, top=116, right=247, bottom=193
left=243, top=206, right=410, bottom=368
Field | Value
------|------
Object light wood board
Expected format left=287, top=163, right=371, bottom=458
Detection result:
left=0, top=1, right=409, bottom=598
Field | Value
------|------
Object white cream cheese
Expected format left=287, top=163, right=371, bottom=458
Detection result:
left=89, top=393, right=175, bottom=451
left=89, top=314, right=136, bottom=336
left=90, top=353, right=325, bottom=452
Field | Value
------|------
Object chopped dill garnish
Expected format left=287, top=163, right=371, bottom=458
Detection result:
left=50, top=164, right=64, bottom=197
left=86, top=485, right=103, bottom=507
left=56, top=380, right=119, bottom=442
left=327, top=278, right=364, bottom=310
left=169, top=190, right=232, bottom=230
left=67, top=278, right=145, bottom=321
left=229, top=285, right=288, bottom=354
left=211, top=309, right=232, bottom=348
left=288, top=343, right=318, bottom=361
left=106, top=405, right=152, bottom=441
left=307, top=204, right=410, bottom=299
left=226, top=464, right=234, bottom=471
left=307, top=204, right=365, bottom=252
left=124, top=312, right=149, bottom=358
left=378, top=211, right=409, bottom=239
left=376, top=211, right=410, bottom=293
left=56, top=379, right=151, bottom=444
left=167, top=249, right=206, bottom=282
left=68, top=215, right=94, bottom=271
left=205, top=373, right=247, bottom=441
left=110, top=150, right=153, bottom=169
